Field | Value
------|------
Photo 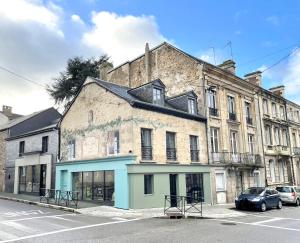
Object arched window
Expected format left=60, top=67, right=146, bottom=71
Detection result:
left=88, top=110, right=93, bottom=125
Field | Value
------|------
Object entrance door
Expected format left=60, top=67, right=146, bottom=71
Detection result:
left=169, top=174, right=178, bottom=207
left=39, top=165, right=47, bottom=196
left=236, top=172, right=243, bottom=196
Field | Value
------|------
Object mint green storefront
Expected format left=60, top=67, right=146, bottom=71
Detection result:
left=127, top=164, right=212, bottom=209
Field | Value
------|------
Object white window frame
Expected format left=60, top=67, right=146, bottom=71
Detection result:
left=208, top=90, right=217, bottom=109
left=215, top=171, right=226, bottom=192
left=153, top=87, right=163, bottom=105
left=210, top=128, right=219, bottom=153
left=227, top=95, right=235, bottom=114
left=67, top=139, right=75, bottom=160
left=188, top=98, right=196, bottom=114
left=107, top=131, right=120, bottom=155
left=278, top=161, right=285, bottom=182
left=253, top=170, right=261, bottom=187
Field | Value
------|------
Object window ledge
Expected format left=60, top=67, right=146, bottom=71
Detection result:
left=227, top=120, right=240, bottom=125
left=209, top=115, right=221, bottom=120
left=166, top=161, right=179, bottom=164
left=140, top=160, right=156, bottom=164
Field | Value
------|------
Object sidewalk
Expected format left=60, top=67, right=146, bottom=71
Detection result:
left=0, top=192, right=246, bottom=219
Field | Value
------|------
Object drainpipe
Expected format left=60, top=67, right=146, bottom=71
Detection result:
left=257, top=93, right=267, bottom=186
left=285, top=102, right=296, bottom=185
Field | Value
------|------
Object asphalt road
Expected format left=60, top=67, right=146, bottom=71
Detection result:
left=1, top=199, right=300, bottom=243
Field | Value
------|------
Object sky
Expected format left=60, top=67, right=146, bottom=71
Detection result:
left=1, top=0, right=300, bottom=115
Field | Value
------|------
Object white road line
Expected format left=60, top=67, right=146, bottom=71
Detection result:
left=50, top=216, right=81, bottom=223
left=0, top=218, right=142, bottom=243
left=252, top=217, right=282, bottom=225
left=210, top=218, right=300, bottom=232
left=244, top=213, right=300, bottom=221
left=112, top=217, right=128, bottom=221
left=0, top=214, right=75, bottom=224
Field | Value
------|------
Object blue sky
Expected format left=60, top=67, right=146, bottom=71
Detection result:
left=1, top=0, right=300, bottom=114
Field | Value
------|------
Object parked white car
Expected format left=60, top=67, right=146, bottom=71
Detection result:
left=276, top=186, right=300, bottom=206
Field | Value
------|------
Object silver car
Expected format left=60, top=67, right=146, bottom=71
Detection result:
left=276, top=186, right=300, bottom=206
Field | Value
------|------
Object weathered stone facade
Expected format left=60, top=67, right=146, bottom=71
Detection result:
left=0, top=130, right=8, bottom=192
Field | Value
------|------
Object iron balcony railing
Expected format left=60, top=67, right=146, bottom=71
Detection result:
left=167, top=147, right=177, bottom=161
left=294, top=147, right=300, bottom=155
left=210, top=152, right=262, bottom=165
left=246, top=117, right=253, bottom=125
left=209, top=107, right=218, bottom=117
left=141, top=146, right=153, bottom=160
left=190, top=149, right=199, bottom=162
left=228, top=112, right=237, bottom=121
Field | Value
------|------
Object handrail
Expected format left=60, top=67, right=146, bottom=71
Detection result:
left=40, top=188, right=79, bottom=208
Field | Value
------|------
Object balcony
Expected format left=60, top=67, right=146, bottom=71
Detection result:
left=209, top=107, right=218, bottom=117
left=294, top=147, right=300, bottom=155
left=246, top=117, right=253, bottom=125
left=190, top=149, right=199, bottom=162
left=167, top=147, right=177, bottom=161
left=141, top=146, right=153, bottom=160
left=228, top=112, right=237, bottom=121
left=210, top=152, right=262, bottom=166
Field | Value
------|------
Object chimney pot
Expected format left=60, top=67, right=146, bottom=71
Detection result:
left=218, top=60, right=236, bottom=74
left=244, top=71, right=262, bottom=86
left=269, top=85, right=285, bottom=97
left=2, top=105, right=12, bottom=116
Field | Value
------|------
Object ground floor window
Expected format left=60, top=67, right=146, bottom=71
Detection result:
left=253, top=171, right=261, bottom=187
left=18, top=164, right=46, bottom=194
left=186, top=173, right=204, bottom=203
left=215, top=172, right=226, bottom=191
left=144, top=174, right=153, bottom=194
left=72, top=170, right=114, bottom=202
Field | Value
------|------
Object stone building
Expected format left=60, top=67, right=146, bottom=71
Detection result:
left=106, top=42, right=265, bottom=203
left=0, top=105, right=23, bottom=192
left=57, top=77, right=211, bottom=209
left=1, top=107, right=61, bottom=194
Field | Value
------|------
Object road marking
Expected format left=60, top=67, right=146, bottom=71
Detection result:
left=252, top=217, right=282, bottom=225
left=210, top=218, right=300, bottom=232
left=2, top=222, right=36, bottom=234
left=112, top=217, right=128, bottom=221
left=1, top=210, right=49, bottom=218
left=0, top=218, right=142, bottom=243
left=244, top=213, right=300, bottom=221
left=50, top=216, right=80, bottom=223
left=0, top=214, right=75, bottom=224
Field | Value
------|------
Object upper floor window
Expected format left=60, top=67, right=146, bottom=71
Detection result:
left=107, top=131, right=120, bottom=155
left=19, top=141, right=25, bottom=157
left=265, top=125, right=272, bottom=146
left=274, top=127, right=281, bottom=145
left=245, top=102, right=252, bottom=125
left=188, top=98, right=196, bottom=114
left=282, top=129, right=288, bottom=146
left=248, top=134, right=254, bottom=154
left=292, top=133, right=297, bottom=147
left=210, top=128, right=219, bottom=153
left=230, top=131, right=238, bottom=154
left=67, top=139, right=75, bottom=160
left=280, top=106, right=285, bottom=119
left=272, top=102, right=277, bottom=117
left=263, top=99, right=268, bottom=114
left=295, top=111, right=300, bottom=122
left=153, top=87, right=163, bottom=105
left=88, top=110, right=94, bottom=125
left=166, top=132, right=176, bottom=161
left=141, top=128, right=152, bottom=160
left=228, top=96, right=236, bottom=121
left=289, top=108, right=294, bottom=120
left=208, top=90, right=218, bottom=116
left=42, top=136, right=48, bottom=153
left=190, top=135, right=199, bottom=162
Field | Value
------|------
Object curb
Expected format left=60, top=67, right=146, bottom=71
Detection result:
left=0, top=196, right=80, bottom=214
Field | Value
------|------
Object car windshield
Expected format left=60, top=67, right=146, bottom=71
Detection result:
left=276, top=187, right=292, bottom=193
left=242, top=188, right=264, bottom=195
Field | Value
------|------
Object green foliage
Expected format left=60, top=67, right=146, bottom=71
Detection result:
left=47, top=56, right=113, bottom=107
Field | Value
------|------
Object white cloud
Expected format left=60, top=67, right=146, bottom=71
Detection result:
left=82, top=11, right=167, bottom=65
left=266, top=16, right=280, bottom=26
left=283, top=49, right=300, bottom=96
left=71, top=14, right=84, bottom=25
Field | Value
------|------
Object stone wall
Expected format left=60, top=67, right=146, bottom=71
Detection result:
left=0, top=130, right=8, bottom=192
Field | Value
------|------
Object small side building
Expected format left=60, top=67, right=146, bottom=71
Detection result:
left=57, top=77, right=211, bottom=209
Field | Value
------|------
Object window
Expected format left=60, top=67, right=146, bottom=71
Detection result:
left=144, top=174, right=153, bottom=194
left=215, top=172, right=226, bottom=191
left=190, top=135, right=199, bottom=162
left=107, top=131, right=120, bottom=155
left=274, top=127, right=280, bottom=145
left=19, top=141, right=25, bottom=156
left=166, top=132, right=176, bottom=160
left=265, top=125, right=272, bottom=145
left=263, top=99, right=268, bottom=114
left=296, top=111, right=300, bottom=122
left=282, top=129, right=288, bottom=146
left=141, top=128, right=152, bottom=160
left=253, top=171, right=261, bottom=187
left=230, top=131, right=238, bottom=154
left=67, top=139, right=75, bottom=160
left=248, top=134, right=254, bottom=154
left=280, top=106, right=285, bottom=119
left=186, top=174, right=204, bottom=202
left=153, top=87, right=163, bottom=105
left=210, top=128, right=219, bottom=153
left=245, top=102, right=252, bottom=124
left=227, top=96, right=236, bottom=120
left=88, top=110, right=94, bottom=125
left=269, top=160, right=276, bottom=182
left=292, top=133, right=297, bottom=147
left=278, top=161, right=285, bottom=182
left=208, top=90, right=218, bottom=116
left=188, top=98, right=196, bottom=114
left=42, top=136, right=48, bottom=153
left=272, top=103, right=277, bottom=117
left=289, top=108, right=294, bottom=120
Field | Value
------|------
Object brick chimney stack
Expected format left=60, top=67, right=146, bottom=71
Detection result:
left=269, top=85, right=285, bottom=97
left=2, top=105, right=12, bottom=116
left=244, top=71, right=262, bottom=86
left=218, top=60, right=236, bottom=74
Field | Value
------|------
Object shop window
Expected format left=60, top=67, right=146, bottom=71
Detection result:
left=186, top=173, right=204, bottom=203
left=144, top=174, right=153, bottom=194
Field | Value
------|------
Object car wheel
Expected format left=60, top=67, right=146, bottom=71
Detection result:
left=261, top=202, right=266, bottom=212
left=296, top=199, right=300, bottom=207
left=277, top=200, right=282, bottom=209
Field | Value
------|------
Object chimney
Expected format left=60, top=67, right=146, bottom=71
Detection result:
left=244, top=71, right=262, bottom=86
left=99, top=62, right=113, bottom=80
left=145, top=43, right=150, bottom=82
left=269, top=85, right=285, bottom=97
left=218, top=60, right=236, bottom=74
left=2, top=105, right=12, bottom=116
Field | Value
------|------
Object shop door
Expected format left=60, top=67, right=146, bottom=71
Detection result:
left=169, top=174, right=178, bottom=207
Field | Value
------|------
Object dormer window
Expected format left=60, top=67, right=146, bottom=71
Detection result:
left=188, top=98, right=196, bottom=114
left=153, top=87, right=163, bottom=105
